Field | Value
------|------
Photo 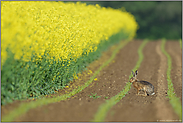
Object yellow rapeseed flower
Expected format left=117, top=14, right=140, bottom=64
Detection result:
left=1, top=1, right=138, bottom=67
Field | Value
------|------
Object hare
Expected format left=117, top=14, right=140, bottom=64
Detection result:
left=129, top=70, right=155, bottom=96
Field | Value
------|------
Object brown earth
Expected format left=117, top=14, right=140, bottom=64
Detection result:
left=1, top=40, right=182, bottom=122
left=165, top=41, right=182, bottom=103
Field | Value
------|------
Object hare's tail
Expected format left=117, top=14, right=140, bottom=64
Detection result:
left=151, top=92, right=155, bottom=95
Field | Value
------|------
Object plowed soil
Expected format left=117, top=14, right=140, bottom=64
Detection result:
left=1, top=40, right=182, bottom=122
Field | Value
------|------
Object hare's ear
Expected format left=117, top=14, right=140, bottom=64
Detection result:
left=132, top=71, right=135, bottom=77
left=135, top=70, right=138, bottom=77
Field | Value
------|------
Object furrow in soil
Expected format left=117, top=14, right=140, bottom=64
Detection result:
left=155, top=41, right=179, bottom=121
left=165, top=41, right=182, bottom=103
left=13, top=40, right=142, bottom=122
left=1, top=40, right=128, bottom=121
left=105, top=40, right=179, bottom=122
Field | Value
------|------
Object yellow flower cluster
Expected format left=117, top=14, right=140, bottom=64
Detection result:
left=1, top=1, right=138, bottom=66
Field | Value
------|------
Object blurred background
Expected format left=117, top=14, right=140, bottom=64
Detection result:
left=73, top=1, right=182, bottom=40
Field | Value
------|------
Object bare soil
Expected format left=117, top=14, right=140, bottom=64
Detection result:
left=1, top=40, right=182, bottom=122
left=165, top=41, right=182, bottom=103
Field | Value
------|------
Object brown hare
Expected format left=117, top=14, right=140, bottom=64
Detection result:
left=129, top=70, right=155, bottom=96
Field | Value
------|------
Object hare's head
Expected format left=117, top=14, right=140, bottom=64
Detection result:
left=129, top=70, right=138, bottom=83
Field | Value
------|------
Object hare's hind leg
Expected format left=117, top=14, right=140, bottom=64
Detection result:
left=138, top=92, right=147, bottom=96
left=143, top=91, right=147, bottom=96
left=136, top=89, right=144, bottom=96
left=142, top=87, right=148, bottom=96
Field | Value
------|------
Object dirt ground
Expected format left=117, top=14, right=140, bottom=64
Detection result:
left=1, top=40, right=182, bottom=122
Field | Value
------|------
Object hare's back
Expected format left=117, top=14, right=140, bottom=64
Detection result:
left=139, top=81, right=154, bottom=95
left=139, top=81, right=154, bottom=90
left=138, top=81, right=153, bottom=86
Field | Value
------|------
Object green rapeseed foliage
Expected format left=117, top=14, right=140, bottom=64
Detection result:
left=1, top=1, right=138, bottom=105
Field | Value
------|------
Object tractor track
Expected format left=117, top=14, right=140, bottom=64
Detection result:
left=1, top=40, right=181, bottom=122
left=165, top=41, right=182, bottom=103
left=12, top=40, right=141, bottom=122
left=105, top=41, right=180, bottom=122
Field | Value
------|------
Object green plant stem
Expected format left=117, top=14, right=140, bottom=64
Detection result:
left=92, top=39, right=148, bottom=122
left=2, top=40, right=130, bottom=122
left=179, top=39, right=182, bottom=49
left=161, top=39, right=182, bottom=120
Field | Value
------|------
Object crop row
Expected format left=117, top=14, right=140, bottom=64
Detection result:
left=92, top=39, right=182, bottom=121
left=2, top=39, right=181, bottom=121
left=161, top=39, right=182, bottom=120
left=92, top=40, right=148, bottom=122
left=1, top=1, right=138, bottom=105
left=2, top=40, right=130, bottom=122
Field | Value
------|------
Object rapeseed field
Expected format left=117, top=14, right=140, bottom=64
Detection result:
left=1, top=1, right=138, bottom=105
